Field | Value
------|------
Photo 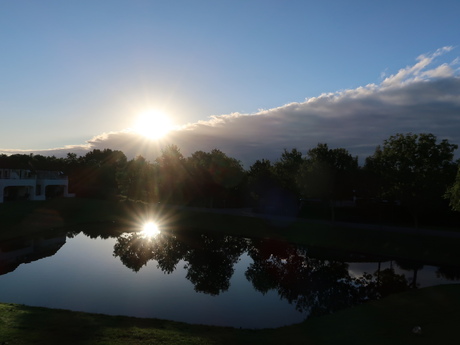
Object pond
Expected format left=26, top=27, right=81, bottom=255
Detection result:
left=1, top=223, right=459, bottom=329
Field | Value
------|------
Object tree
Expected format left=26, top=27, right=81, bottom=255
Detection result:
left=445, top=165, right=460, bottom=212
left=185, top=149, right=245, bottom=207
left=273, top=148, right=304, bottom=195
left=365, top=133, right=458, bottom=227
left=299, top=143, right=358, bottom=200
left=155, top=144, right=188, bottom=204
left=71, top=149, right=127, bottom=198
left=247, top=149, right=304, bottom=216
left=247, top=159, right=277, bottom=207
left=297, top=144, right=358, bottom=220
left=117, top=156, right=158, bottom=202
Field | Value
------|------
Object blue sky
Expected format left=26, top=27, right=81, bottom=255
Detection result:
left=1, top=1, right=460, bottom=166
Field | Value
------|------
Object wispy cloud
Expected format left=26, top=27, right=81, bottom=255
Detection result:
left=381, top=46, right=454, bottom=87
left=2, top=47, right=459, bottom=167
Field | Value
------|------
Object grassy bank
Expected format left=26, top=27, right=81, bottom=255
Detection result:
left=1, top=284, right=460, bottom=344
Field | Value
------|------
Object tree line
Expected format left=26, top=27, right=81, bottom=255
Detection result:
left=1, top=132, right=459, bottom=226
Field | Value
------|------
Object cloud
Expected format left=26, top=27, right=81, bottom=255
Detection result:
left=2, top=47, right=459, bottom=167
left=0, top=144, right=91, bottom=159
left=381, top=46, right=454, bottom=87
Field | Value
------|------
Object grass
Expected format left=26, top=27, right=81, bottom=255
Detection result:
left=1, top=284, right=460, bottom=344
left=1, top=198, right=460, bottom=344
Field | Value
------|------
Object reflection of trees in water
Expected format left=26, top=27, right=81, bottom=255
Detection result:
left=184, top=234, right=248, bottom=295
left=436, top=266, right=460, bottom=280
left=395, top=259, right=424, bottom=289
left=245, top=239, right=361, bottom=316
left=66, top=223, right=125, bottom=240
left=108, top=228, right=440, bottom=315
left=113, top=230, right=248, bottom=295
left=113, top=232, right=187, bottom=273
left=245, top=238, right=412, bottom=316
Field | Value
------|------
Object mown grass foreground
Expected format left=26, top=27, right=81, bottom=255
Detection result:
left=1, top=198, right=460, bottom=344
left=1, top=284, right=460, bottom=344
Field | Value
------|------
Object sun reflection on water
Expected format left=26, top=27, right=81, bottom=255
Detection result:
left=141, top=222, right=161, bottom=238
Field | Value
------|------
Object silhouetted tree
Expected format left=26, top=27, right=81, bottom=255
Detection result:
left=185, top=149, right=245, bottom=207
left=273, top=148, right=304, bottom=195
left=155, top=145, right=188, bottom=204
left=247, top=159, right=280, bottom=211
left=70, top=149, right=127, bottom=198
left=445, top=165, right=460, bottom=212
left=297, top=144, right=358, bottom=220
left=247, top=149, right=303, bottom=215
left=117, top=156, right=158, bottom=202
left=365, top=133, right=458, bottom=227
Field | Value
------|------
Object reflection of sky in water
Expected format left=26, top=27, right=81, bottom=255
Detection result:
left=2, top=232, right=459, bottom=329
left=348, top=262, right=456, bottom=288
left=0, top=233, right=303, bottom=329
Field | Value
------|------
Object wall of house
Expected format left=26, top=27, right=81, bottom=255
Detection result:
left=0, top=169, right=74, bottom=203
left=0, top=179, right=36, bottom=202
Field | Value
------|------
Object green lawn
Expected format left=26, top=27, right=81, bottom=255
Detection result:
left=1, top=284, right=460, bottom=344
left=1, top=198, right=460, bottom=344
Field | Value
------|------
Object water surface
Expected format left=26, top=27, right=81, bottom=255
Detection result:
left=0, top=225, right=458, bottom=328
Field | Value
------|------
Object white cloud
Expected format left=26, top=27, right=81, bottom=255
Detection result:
left=381, top=46, right=454, bottom=87
left=2, top=47, right=459, bottom=167
left=421, top=64, right=454, bottom=78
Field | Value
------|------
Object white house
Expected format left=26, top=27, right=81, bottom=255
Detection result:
left=0, top=169, right=75, bottom=203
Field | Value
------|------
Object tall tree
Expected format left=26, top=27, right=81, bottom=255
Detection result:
left=247, top=159, right=276, bottom=201
left=445, top=165, right=460, bottom=212
left=117, top=155, right=158, bottom=202
left=297, top=144, right=358, bottom=220
left=273, top=148, right=304, bottom=195
left=186, top=149, right=244, bottom=207
left=155, top=144, right=188, bottom=204
left=71, top=149, right=127, bottom=198
left=299, top=143, right=358, bottom=200
left=365, top=133, right=458, bottom=227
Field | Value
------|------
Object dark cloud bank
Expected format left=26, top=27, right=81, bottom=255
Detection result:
left=2, top=48, right=460, bottom=167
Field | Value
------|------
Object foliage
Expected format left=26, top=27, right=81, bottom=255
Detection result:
left=70, top=149, right=127, bottom=198
left=1, top=133, right=459, bottom=224
left=298, top=143, right=358, bottom=200
left=247, top=159, right=277, bottom=205
left=117, top=155, right=158, bottom=202
left=273, top=148, right=304, bottom=195
left=365, top=133, right=458, bottom=226
left=155, top=144, right=188, bottom=204
left=185, top=149, right=245, bottom=207
left=445, top=165, right=460, bottom=211
left=247, top=150, right=304, bottom=215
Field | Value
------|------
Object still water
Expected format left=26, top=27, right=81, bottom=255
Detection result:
left=0, top=225, right=459, bottom=329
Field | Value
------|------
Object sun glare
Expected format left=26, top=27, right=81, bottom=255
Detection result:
left=141, top=222, right=161, bottom=238
left=134, top=110, right=173, bottom=140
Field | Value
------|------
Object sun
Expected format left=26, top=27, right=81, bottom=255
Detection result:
left=141, top=222, right=161, bottom=238
left=133, top=110, right=173, bottom=140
